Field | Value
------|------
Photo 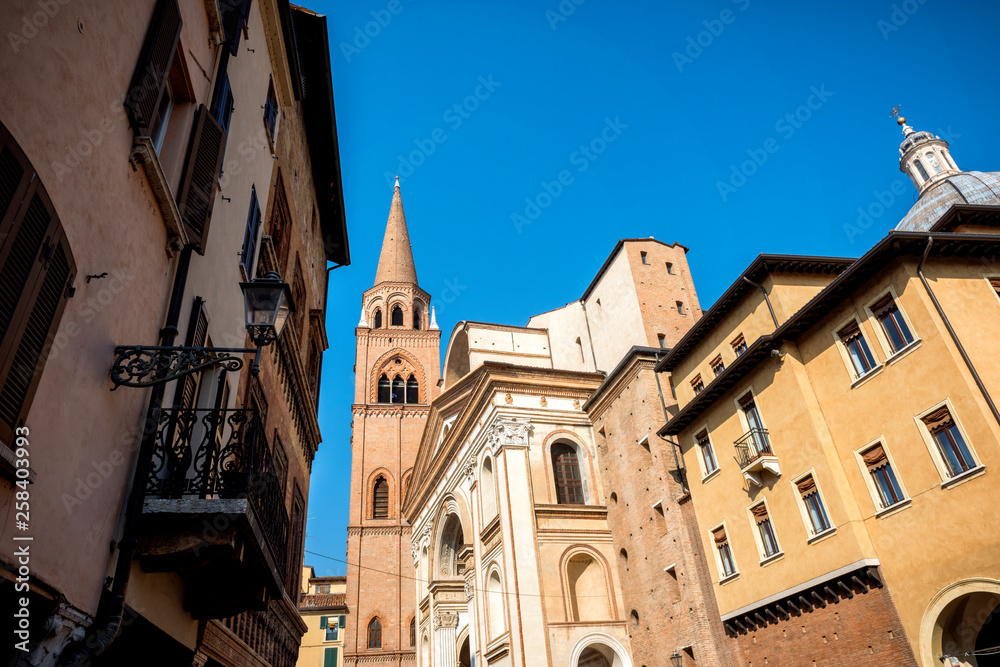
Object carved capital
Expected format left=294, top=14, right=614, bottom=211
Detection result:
left=433, top=610, right=459, bottom=629
left=486, top=417, right=529, bottom=454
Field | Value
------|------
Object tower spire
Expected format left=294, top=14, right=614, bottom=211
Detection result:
left=374, top=179, right=418, bottom=286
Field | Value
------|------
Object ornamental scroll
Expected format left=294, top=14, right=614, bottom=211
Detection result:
left=486, top=417, right=529, bottom=454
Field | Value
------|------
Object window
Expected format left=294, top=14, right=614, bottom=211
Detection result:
left=405, top=375, right=419, bottom=404
left=838, top=320, right=878, bottom=378
left=991, top=277, right=1000, bottom=299
left=861, top=443, right=905, bottom=509
left=287, top=487, right=305, bottom=594
left=796, top=475, right=831, bottom=536
left=391, top=377, right=404, bottom=404
left=291, top=256, right=306, bottom=335
left=323, top=648, right=338, bottom=667
left=372, top=476, right=389, bottom=519
left=0, top=126, right=77, bottom=446
left=552, top=443, right=584, bottom=504
left=373, top=308, right=382, bottom=329
left=871, top=294, right=914, bottom=353
left=324, top=617, right=339, bottom=641
left=481, top=457, right=498, bottom=521
left=751, top=503, right=780, bottom=558
left=712, top=527, right=737, bottom=578
left=657, top=333, right=666, bottom=348
left=926, top=151, right=943, bottom=174
left=676, top=300, right=685, bottom=314
left=666, top=261, right=674, bottom=274
left=391, top=305, right=403, bottom=326
left=575, top=337, right=585, bottom=363
left=409, top=618, right=415, bottom=647
left=640, top=251, right=649, bottom=264
left=413, top=307, right=422, bottom=330
left=710, top=355, right=725, bottom=377
left=124, top=0, right=182, bottom=140
left=914, top=159, right=929, bottom=181
left=731, top=333, right=747, bottom=356
left=696, top=430, right=718, bottom=476
left=367, top=618, right=382, bottom=648
left=377, top=374, right=390, bottom=403
left=263, top=76, right=278, bottom=143
left=690, top=374, right=704, bottom=395
left=241, top=186, right=262, bottom=277
left=210, top=50, right=234, bottom=150
left=738, top=393, right=770, bottom=458
left=151, top=79, right=175, bottom=154
left=922, top=406, right=977, bottom=477
left=318, top=584, right=330, bottom=594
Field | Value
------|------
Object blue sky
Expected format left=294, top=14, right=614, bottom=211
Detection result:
left=306, top=0, right=1000, bottom=575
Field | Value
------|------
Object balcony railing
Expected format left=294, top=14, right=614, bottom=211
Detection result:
left=734, top=428, right=773, bottom=469
left=734, top=428, right=780, bottom=487
left=146, top=407, right=289, bottom=576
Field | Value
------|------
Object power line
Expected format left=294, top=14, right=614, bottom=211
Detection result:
left=303, top=549, right=616, bottom=599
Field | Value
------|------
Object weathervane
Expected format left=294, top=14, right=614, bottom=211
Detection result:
left=890, top=105, right=902, bottom=119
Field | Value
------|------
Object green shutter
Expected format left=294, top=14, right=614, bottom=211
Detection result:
left=324, top=647, right=337, bottom=667
left=338, top=615, right=345, bottom=628
left=319, top=615, right=327, bottom=629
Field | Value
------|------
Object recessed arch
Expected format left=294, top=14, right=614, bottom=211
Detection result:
left=369, top=348, right=427, bottom=404
left=391, top=304, right=404, bottom=326
left=430, top=494, right=473, bottom=580
left=480, top=454, right=498, bottom=523
left=560, top=545, right=616, bottom=622
left=543, top=430, right=595, bottom=505
left=486, top=563, right=507, bottom=640
left=366, top=468, right=395, bottom=520
left=569, top=633, right=633, bottom=667
left=920, top=578, right=1000, bottom=667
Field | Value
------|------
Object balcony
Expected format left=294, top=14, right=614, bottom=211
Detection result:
left=137, top=407, right=290, bottom=619
left=734, top=428, right=781, bottom=487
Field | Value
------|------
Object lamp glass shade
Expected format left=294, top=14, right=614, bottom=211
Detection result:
left=240, top=272, right=293, bottom=345
left=670, top=651, right=683, bottom=667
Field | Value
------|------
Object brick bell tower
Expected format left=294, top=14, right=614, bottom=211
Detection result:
left=344, top=178, right=441, bottom=665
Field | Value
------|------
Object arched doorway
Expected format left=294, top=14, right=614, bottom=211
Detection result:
left=571, top=639, right=631, bottom=667
left=458, top=635, right=471, bottom=667
left=924, top=582, right=1000, bottom=666
left=579, top=647, right=612, bottom=667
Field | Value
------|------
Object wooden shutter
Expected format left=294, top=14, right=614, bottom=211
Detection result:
left=339, top=614, right=345, bottom=628
left=221, top=0, right=251, bottom=55
left=0, top=131, right=76, bottom=442
left=124, top=0, right=182, bottom=137
left=323, top=647, right=337, bottom=667
left=174, top=298, right=207, bottom=410
left=177, top=105, right=226, bottom=254
left=373, top=477, right=389, bottom=518
left=319, top=615, right=327, bottom=629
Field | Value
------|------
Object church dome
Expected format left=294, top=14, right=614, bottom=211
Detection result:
left=896, top=171, right=1000, bottom=231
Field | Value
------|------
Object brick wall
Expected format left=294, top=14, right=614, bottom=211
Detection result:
left=622, top=240, right=703, bottom=350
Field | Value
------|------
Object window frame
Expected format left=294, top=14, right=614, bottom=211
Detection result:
left=747, top=499, right=782, bottom=562
left=367, top=617, right=382, bottom=649
left=832, top=315, right=881, bottom=383
left=865, top=288, right=918, bottom=360
left=983, top=273, right=1000, bottom=307
left=853, top=438, right=909, bottom=515
left=731, top=333, right=747, bottom=356
left=240, top=185, right=262, bottom=278
left=709, top=522, right=738, bottom=582
left=693, top=427, right=719, bottom=480
left=914, top=400, right=983, bottom=486
left=551, top=441, right=586, bottom=505
left=791, top=470, right=835, bottom=541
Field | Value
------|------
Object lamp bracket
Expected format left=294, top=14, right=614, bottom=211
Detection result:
left=109, top=345, right=257, bottom=389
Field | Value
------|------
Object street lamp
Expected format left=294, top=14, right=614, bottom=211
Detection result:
left=670, top=650, right=683, bottom=667
left=110, top=271, right=293, bottom=388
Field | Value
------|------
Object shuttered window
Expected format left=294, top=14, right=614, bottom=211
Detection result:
left=176, top=105, right=226, bottom=254
left=0, top=126, right=76, bottom=444
left=552, top=443, right=584, bottom=505
left=323, top=647, right=338, bottom=667
left=174, top=297, right=208, bottom=411
left=263, top=77, right=278, bottom=143
left=241, top=186, right=262, bottom=277
left=124, top=0, right=182, bottom=138
left=372, top=476, right=389, bottom=518
left=220, top=0, right=252, bottom=56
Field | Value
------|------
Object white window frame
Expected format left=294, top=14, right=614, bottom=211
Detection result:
left=790, top=469, right=836, bottom=543
left=831, top=313, right=882, bottom=385
left=708, top=521, right=739, bottom=583
left=863, top=287, right=920, bottom=362
left=852, top=437, right=911, bottom=517
left=733, top=386, right=767, bottom=435
left=746, top=498, right=782, bottom=564
left=692, top=423, right=720, bottom=481
left=913, top=399, right=984, bottom=488
left=983, top=272, right=1000, bottom=307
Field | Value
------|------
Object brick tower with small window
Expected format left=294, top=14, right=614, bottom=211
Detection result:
left=344, top=178, right=441, bottom=665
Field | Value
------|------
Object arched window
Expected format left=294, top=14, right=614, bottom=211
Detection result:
left=378, top=374, right=390, bottom=403
left=439, top=514, right=465, bottom=578
left=552, top=443, right=584, bottom=504
left=373, top=308, right=382, bottom=328
left=406, top=375, right=419, bottom=404
left=481, top=457, right=498, bottom=521
left=373, top=476, right=389, bottom=519
left=391, top=376, right=405, bottom=403
left=391, top=305, right=404, bottom=326
left=409, top=618, right=415, bottom=646
left=575, top=337, right=584, bottom=363
left=414, top=307, right=422, bottom=330
left=914, top=159, right=929, bottom=181
left=367, top=617, right=382, bottom=648
left=567, top=553, right=611, bottom=621
left=926, top=151, right=943, bottom=174
left=487, top=570, right=505, bottom=638
left=421, top=633, right=430, bottom=665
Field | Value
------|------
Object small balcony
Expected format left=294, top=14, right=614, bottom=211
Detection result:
left=137, top=407, right=289, bottom=619
left=734, top=428, right=781, bottom=487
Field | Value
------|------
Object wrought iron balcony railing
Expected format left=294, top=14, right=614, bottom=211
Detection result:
left=734, top=428, right=774, bottom=470
left=146, top=407, right=289, bottom=576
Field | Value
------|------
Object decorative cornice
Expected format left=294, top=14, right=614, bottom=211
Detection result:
left=433, top=610, right=459, bottom=629
left=352, top=405, right=431, bottom=417
left=346, top=524, right=410, bottom=536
